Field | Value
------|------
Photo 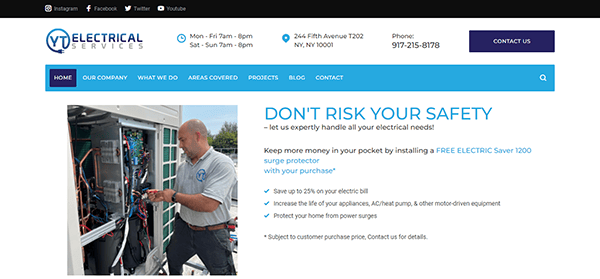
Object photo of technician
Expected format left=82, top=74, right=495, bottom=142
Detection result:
left=148, top=119, right=237, bottom=275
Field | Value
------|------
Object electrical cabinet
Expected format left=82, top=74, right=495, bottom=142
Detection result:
left=67, top=105, right=181, bottom=275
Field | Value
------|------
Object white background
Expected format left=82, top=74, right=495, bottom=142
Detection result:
left=1, top=18, right=598, bottom=278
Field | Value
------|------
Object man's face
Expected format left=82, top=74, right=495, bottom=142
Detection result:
left=178, top=127, right=199, bottom=159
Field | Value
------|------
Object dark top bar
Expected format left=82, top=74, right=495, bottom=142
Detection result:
left=0, top=3, right=593, bottom=18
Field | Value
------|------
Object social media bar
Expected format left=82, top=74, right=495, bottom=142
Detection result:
left=32, top=4, right=190, bottom=17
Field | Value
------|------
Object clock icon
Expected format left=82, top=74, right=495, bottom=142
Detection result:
left=177, top=34, right=186, bottom=43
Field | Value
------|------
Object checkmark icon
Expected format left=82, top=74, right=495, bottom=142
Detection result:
left=264, top=189, right=270, bottom=193
left=264, top=201, right=269, bottom=205
left=264, top=213, right=270, bottom=218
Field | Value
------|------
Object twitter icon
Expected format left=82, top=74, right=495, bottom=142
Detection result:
left=125, top=5, right=131, bottom=11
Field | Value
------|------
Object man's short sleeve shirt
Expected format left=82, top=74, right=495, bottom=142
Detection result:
left=176, top=147, right=236, bottom=226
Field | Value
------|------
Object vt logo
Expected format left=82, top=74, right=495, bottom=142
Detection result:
left=47, top=28, right=70, bottom=54
left=196, top=169, right=206, bottom=182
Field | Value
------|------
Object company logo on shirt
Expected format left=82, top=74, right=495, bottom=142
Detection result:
left=196, top=169, right=206, bottom=182
left=46, top=28, right=144, bottom=54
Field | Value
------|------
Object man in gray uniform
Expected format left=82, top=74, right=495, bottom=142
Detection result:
left=149, top=119, right=237, bottom=275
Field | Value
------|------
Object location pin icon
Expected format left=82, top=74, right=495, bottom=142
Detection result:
left=282, top=34, right=290, bottom=43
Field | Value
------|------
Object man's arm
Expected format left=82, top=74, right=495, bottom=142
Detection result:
left=148, top=189, right=220, bottom=212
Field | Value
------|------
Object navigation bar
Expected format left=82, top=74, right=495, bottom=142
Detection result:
left=46, top=65, right=555, bottom=91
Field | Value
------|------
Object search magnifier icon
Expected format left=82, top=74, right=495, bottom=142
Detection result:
left=539, top=74, right=547, bottom=81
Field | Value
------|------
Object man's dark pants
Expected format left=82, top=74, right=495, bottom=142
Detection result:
left=167, top=214, right=236, bottom=275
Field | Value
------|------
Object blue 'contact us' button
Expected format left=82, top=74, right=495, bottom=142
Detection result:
left=469, top=30, right=555, bottom=52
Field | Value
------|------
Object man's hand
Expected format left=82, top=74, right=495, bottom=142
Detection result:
left=148, top=189, right=175, bottom=203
